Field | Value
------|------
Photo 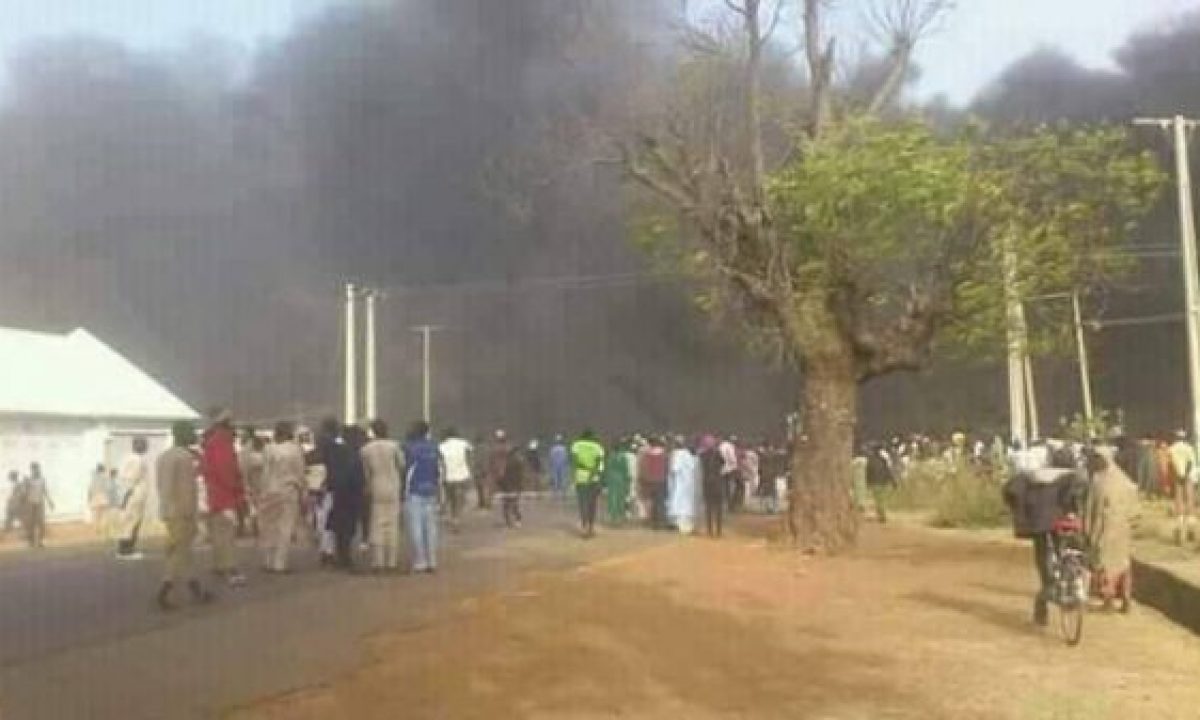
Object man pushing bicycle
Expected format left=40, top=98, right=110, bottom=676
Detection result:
left=1003, top=442, right=1088, bottom=627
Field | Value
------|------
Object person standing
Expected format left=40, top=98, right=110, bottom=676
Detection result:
left=637, top=437, right=669, bottom=529
left=1135, top=435, right=1158, bottom=496
left=602, top=438, right=631, bottom=526
left=740, top=444, right=761, bottom=510
left=23, top=463, right=54, bottom=548
left=201, top=409, right=247, bottom=586
left=1168, top=430, right=1196, bottom=545
left=345, top=426, right=371, bottom=555
left=260, top=421, right=307, bottom=574
left=549, top=435, right=569, bottom=498
left=88, top=464, right=113, bottom=538
left=438, top=428, right=473, bottom=532
left=1084, top=447, right=1140, bottom=613
left=238, top=429, right=266, bottom=539
left=155, top=421, right=214, bottom=611
left=570, top=429, right=605, bottom=538
left=758, top=443, right=784, bottom=514
left=404, top=421, right=443, bottom=573
left=484, top=430, right=510, bottom=512
left=115, top=437, right=150, bottom=560
left=718, top=436, right=740, bottom=513
left=3, top=471, right=25, bottom=539
left=524, top=439, right=543, bottom=491
left=865, top=443, right=896, bottom=524
left=470, top=433, right=488, bottom=510
left=698, top=436, right=726, bottom=537
left=667, top=437, right=698, bottom=535
left=361, top=420, right=405, bottom=573
left=318, top=422, right=366, bottom=571
left=623, top=438, right=640, bottom=517
left=304, top=426, right=336, bottom=566
left=1154, top=436, right=1173, bottom=498
left=498, top=445, right=525, bottom=528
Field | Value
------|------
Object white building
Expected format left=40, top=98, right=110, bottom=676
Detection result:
left=0, top=326, right=199, bottom=522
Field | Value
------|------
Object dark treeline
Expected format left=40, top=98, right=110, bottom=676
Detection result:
left=0, top=2, right=1196, bottom=439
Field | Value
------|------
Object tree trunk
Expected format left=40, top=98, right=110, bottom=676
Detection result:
left=787, top=351, right=860, bottom=552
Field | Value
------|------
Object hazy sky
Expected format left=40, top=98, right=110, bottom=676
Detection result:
left=0, top=0, right=1197, bottom=104
left=912, top=0, right=1200, bottom=102
left=0, top=0, right=325, bottom=53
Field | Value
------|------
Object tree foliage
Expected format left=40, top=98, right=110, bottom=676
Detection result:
left=942, top=125, right=1164, bottom=358
left=610, top=0, right=1163, bottom=550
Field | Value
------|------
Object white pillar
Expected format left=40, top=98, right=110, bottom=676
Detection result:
left=1071, top=292, right=1095, bottom=426
left=365, top=291, right=377, bottom=421
left=1023, top=352, right=1040, bottom=442
left=344, top=283, right=357, bottom=424
left=421, top=326, right=432, bottom=424
left=1004, top=240, right=1028, bottom=446
left=1172, top=116, right=1200, bottom=454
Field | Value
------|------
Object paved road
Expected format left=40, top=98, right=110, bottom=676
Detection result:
left=0, top=497, right=668, bottom=720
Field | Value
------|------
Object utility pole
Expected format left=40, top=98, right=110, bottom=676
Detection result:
left=1023, top=354, right=1040, bottom=442
left=1003, top=236, right=1029, bottom=446
left=364, top=289, right=378, bottom=421
left=1071, top=292, right=1095, bottom=426
left=1135, top=115, right=1200, bottom=453
left=344, top=283, right=358, bottom=424
left=411, top=325, right=443, bottom=423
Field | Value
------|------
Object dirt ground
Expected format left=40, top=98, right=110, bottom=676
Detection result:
left=232, top=519, right=1200, bottom=720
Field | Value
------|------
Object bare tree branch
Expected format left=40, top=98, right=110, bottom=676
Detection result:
left=619, top=141, right=701, bottom=218
left=803, top=0, right=835, bottom=137
left=865, top=44, right=913, bottom=115
left=864, top=0, right=953, bottom=114
left=724, top=0, right=750, bottom=18
left=760, top=0, right=788, bottom=45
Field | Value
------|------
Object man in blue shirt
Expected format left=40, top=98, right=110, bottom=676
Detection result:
left=404, top=420, right=444, bottom=574
left=549, top=435, right=569, bottom=497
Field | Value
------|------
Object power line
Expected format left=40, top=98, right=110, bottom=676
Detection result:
left=376, top=247, right=1180, bottom=297
left=1089, top=312, right=1185, bottom=329
left=381, top=271, right=679, bottom=296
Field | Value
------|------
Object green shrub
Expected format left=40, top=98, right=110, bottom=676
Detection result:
left=890, top=459, right=1010, bottom=528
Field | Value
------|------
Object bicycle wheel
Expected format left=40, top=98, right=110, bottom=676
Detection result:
left=1058, top=603, right=1084, bottom=646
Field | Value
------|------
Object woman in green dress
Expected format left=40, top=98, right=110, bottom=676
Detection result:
left=603, top=438, right=632, bottom=525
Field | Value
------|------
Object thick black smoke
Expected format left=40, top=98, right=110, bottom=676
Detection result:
left=0, top=1, right=792, bottom=437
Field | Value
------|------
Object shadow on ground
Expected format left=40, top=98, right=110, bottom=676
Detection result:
left=905, top=590, right=1033, bottom=635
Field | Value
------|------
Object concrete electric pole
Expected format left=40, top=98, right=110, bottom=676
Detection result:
left=344, top=283, right=358, bottom=425
left=364, top=289, right=378, bottom=421
left=411, top=325, right=443, bottom=424
left=1071, top=292, right=1095, bottom=426
left=1004, top=237, right=1029, bottom=446
left=1135, top=115, right=1200, bottom=453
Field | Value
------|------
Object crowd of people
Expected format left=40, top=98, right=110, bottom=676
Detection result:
left=2, top=408, right=796, bottom=612
left=16, top=411, right=1183, bottom=627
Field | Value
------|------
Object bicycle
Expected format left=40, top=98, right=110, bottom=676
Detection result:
left=1047, top=515, right=1088, bottom=646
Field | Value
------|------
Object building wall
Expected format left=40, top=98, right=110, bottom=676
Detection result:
left=0, top=417, right=172, bottom=523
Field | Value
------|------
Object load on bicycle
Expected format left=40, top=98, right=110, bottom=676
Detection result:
left=1002, top=439, right=1142, bottom=645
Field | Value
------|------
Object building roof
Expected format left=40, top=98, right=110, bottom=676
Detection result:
left=0, top=326, right=199, bottom=421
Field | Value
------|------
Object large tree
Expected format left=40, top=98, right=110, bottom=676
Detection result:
left=614, top=0, right=1162, bottom=550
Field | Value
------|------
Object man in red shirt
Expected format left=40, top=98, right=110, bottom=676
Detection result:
left=202, top=408, right=247, bottom=587
left=638, top=436, right=669, bottom=529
